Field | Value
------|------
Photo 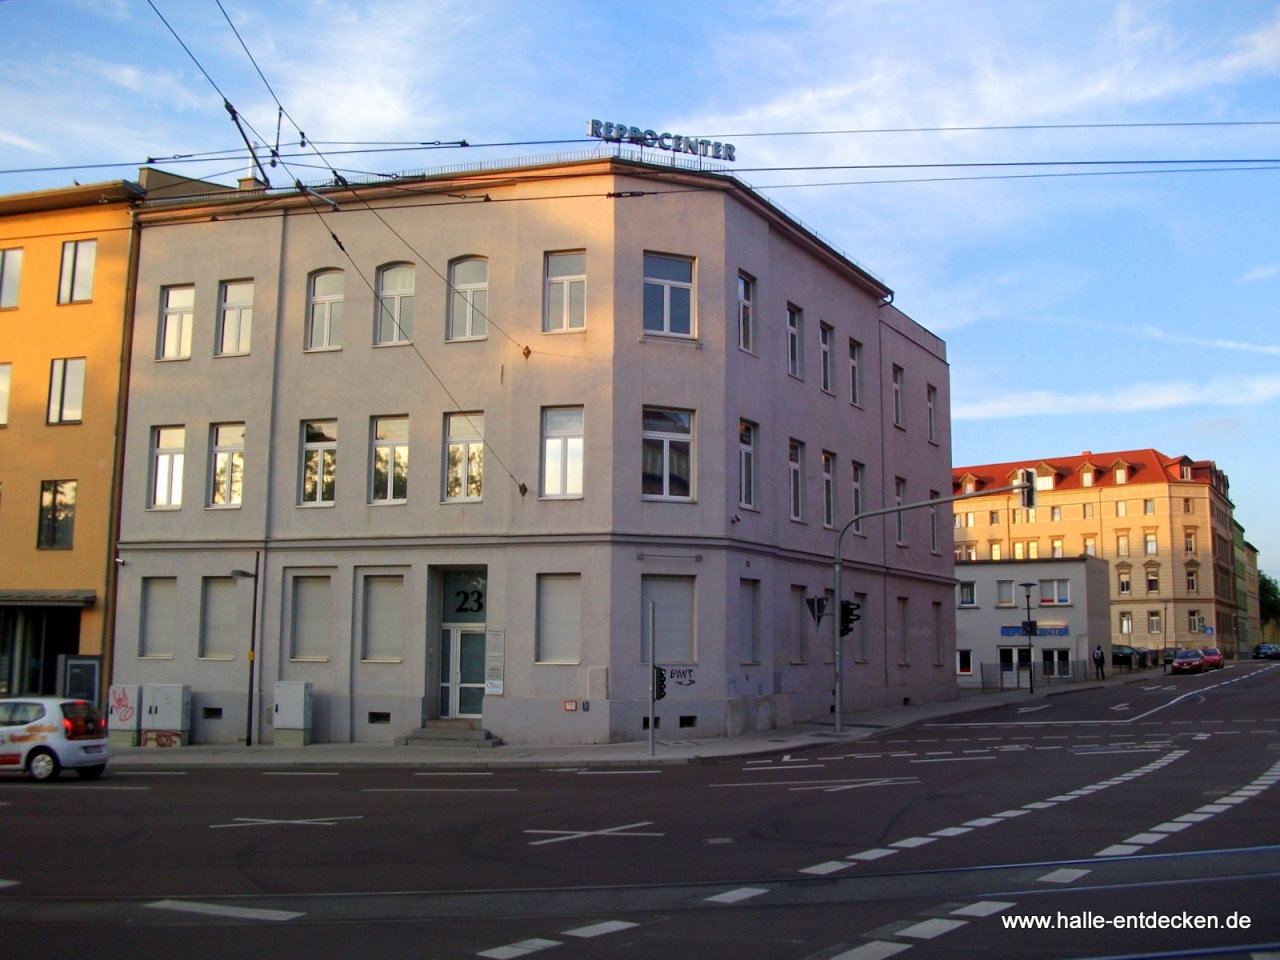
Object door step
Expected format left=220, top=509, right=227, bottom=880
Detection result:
left=400, top=720, right=503, bottom=748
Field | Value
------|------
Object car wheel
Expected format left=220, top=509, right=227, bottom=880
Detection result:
left=75, top=764, right=106, bottom=781
left=27, top=749, right=61, bottom=782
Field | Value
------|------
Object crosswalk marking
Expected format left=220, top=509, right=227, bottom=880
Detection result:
left=1037, top=868, right=1091, bottom=884
left=705, top=887, right=769, bottom=904
left=562, top=921, right=639, bottom=938
left=144, top=899, right=303, bottom=922
left=478, top=938, right=562, bottom=959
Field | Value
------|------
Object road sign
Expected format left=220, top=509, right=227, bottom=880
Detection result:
left=806, top=596, right=828, bottom=627
left=1022, top=620, right=1038, bottom=637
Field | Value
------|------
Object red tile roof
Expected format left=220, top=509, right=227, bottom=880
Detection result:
left=952, top=448, right=1223, bottom=495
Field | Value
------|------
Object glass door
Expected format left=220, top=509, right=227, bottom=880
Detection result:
left=439, top=627, right=486, bottom=718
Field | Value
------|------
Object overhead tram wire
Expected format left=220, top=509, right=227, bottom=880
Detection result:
left=708, top=118, right=1280, bottom=138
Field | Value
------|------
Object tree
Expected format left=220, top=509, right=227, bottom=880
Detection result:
left=1261, top=571, right=1280, bottom=626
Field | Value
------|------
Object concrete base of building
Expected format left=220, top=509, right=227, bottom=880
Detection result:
left=272, top=728, right=311, bottom=747
left=108, top=730, right=139, bottom=749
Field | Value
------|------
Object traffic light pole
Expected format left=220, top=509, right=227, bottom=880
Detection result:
left=648, top=600, right=656, bottom=757
left=831, top=481, right=1032, bottom=733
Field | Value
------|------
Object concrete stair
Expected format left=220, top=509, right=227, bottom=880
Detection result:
left=399, top=718, right=503, bottom=748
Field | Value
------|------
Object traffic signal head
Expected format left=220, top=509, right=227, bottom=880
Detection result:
left=1019, top=469, right=1037, bottom=509
left=654, top=666, right=667, bottom=701
left=839, top=600, right=861, bottom=637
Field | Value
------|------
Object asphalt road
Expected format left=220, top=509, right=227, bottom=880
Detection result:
left=2, top=662, right=1279, bottom=960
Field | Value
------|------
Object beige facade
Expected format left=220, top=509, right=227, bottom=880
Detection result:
left=1243, top=540, right=1261, bottom=650
left=953, top=449, right=1243, bottom=656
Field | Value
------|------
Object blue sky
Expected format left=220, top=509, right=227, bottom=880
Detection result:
left=3, top=0, right=1279, bottom=572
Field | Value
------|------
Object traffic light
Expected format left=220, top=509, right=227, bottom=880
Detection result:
left=654, top=667, right=667, bottom=701
left=1019, top=468, right=1037, bottom=509
left=839, top=601, right=861, bottom=637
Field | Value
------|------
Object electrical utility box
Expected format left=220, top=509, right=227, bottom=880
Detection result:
left=107, top=684, right=142, bottom=748
left=273, top=681, right=313, bottom=747
left=141, top=684, right=191, bottom=747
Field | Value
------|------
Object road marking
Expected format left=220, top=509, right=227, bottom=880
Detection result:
left=831, top=942, right=912, bottom=960
left=924, top=751, right=953, bottom=755
left=1197, top=804, right=1231, bottom=813
left=744, top=759, right=773, bottom=764
left=145, top=899, right=303, bottom=921
left=800, top=860, right=852, bottom=875
left=0, top=784, right=149, bottom=790
left=1037, top=868, right=1091, bottom=884
left=993, top=809, right=1030, bottom=818
left=113, top=771, right=188, bottom=776
left=416, top=771, right=494, bottom=776
left=1096, top=844, right=1143, bottom=856
left=1124, top=832, right=1168, bottom=845
left=1174, top=813, right=1212, bottom=822
left=930, top=826, right=973, bottom=837
left=848, top=848, right=899, bottom=861
left=890, top=837, right=936, bottom=848
left=478, top=938, right=562, bottom=959
left=262, top=771, right=338, bottom=776
left=0, top=879, right=18, bottom=889
left=897, top=918, right=967, bottom=939
left=910, top=756, right=995, bottom=763
left=562, top=921, right=639, bottom=938
left=1017, top=705, right=1052, bottom=714
left=525, top=821, right=663, bottom=846
left=742, top=764, right=825, bottom=771
left=706, top=887, right=770, bottom=904
left=1110, top=704, right=1131, bottom=712
left=963, top=817, right=1003, bottom=827
left=712, top=776, right=917, bottom=790
left=210, top=816, right=363, bottom=829
left=1022, top=802, right=1057, bottom=810
left=1151, top=822, right=1192, bottom=833
left=577, top=770, right=661, bottom=776
left=951, top=900, right=1016, bottom=917
left=363, top=788, right=518, bottom=793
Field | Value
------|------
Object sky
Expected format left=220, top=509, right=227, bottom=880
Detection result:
left=3, top=0, right=1279, bottom=574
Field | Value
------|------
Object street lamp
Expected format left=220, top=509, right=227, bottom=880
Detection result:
left=231, top=553, right=260, bottom=747
left=1020, top=582, right=1036, bottom=695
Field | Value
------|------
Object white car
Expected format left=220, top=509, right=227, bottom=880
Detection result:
left=0, top=698, right=110, bottom=781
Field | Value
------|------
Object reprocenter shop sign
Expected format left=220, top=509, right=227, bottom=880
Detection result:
left=588, top=119, right=736, bottom=161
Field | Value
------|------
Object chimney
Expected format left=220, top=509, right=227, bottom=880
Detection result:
left=238, top=176, right=267, bottom=192
left=1082, top=450, right=1091, bottom=457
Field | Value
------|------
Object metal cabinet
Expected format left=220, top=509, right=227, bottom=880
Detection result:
left=273, top=681, right=312, bottom=746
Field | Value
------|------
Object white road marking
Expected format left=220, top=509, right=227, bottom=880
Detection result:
left=261, top=772, right=338, bottom=776
left=1174, top=813, right=1212, bottom=822
left=145, top=899, right=303, bottom=921
left=562, top=921, right=639, bottom=938
left=830, top=942, right=913, bottom=960
left=712, top=777, right=918, bottom=790
left=800, top=860, right=852, bottom=875
left=1197, top=804, right=1231, bottom=813
left=478, top=938, right=562, bottom=959
left=416, top=771, right=494, bottom=776
left=525, top=821, right=663, bottom=846
left=1124, top=832, right=1168, bottom=845
left=1095, top=844, right=1143, bottom=856
left=951, top=900, right=1016, bottom=917
left=890, top=837, right=936, bottom=848
left=741, top=765, right=825, bottom=771
left=744, top=759, right=773, bottom=765
left=1017, top=705, right=1052, bottom=714
left=848, top=848, right=899, bottom=860
left=992, top=809, right=1030, bottom=818
left=0, top=879, right=19, bottom=889
left=930, top=826, right=973, bottom=837
left=1022, top=802, right=1057, bottom=810
left=209, top=816, right=363, bottom=829
left=577, top=770, right=661, bottom=776
left=113, top=771, right=187, bottom=776
left=706, top=887, right=770, bottom=904
left=1110, top=704, right=1131, bottom=712
left=963, top=817, right=1003, bottom=827
left=898, top=918, right=968, bottom=939
left=1151, top=822, right=1192, bottom=833
left=363, top=788, right=518, bottom=793
left=910, top=756, right=995, bottom=763
left=1037, top=868, right=1091, bottom=884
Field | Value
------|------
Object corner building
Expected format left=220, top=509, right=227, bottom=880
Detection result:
left=112, top=154, right=954, bottom=744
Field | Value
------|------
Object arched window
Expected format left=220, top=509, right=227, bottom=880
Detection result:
left=447, top=258, right=488, bottom=341
left=307, top=270, right=344, bottom=350
left=376, top=263, right=415, bottom=344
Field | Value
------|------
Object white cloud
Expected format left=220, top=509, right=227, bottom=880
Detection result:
left=953, top=374, right=1280, bottom=420
left=1241, top=264, right=1279, bottom=282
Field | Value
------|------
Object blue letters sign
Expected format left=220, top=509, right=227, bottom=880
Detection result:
left=1001, top=626, right=1070, bottom=637
left=589, top=120, right=736, bottom=161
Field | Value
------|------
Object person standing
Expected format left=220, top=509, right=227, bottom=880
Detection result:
left=1093, top=645, right=1106, bottom=680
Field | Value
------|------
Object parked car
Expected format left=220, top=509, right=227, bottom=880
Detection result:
left=1171, top=649, right=1206, bottom=674
left=1164, top=647, right=1185, bottom=665
left=1253, top=644, right=1280, bottom=660
left=1112, top=644, right=1138, bottom=668
left=0, top=699, right=110, bottom=781
left=1199, top=647, right=1224, bottom=670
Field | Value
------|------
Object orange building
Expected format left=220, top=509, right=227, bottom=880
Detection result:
left=0, top=180, right=141, bottom=700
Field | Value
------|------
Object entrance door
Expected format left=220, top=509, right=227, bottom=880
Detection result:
left=439, top=627, right=486, bottom=717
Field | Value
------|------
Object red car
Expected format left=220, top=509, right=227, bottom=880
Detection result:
left=1171, top=649, right=1205, bottom=674
left=1199, top=647, right=1224, bottom=669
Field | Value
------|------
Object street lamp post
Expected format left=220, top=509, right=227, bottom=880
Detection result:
left=231, top=553, right=260, bottom=747
left=1020, top=582, right=1036, bottom=695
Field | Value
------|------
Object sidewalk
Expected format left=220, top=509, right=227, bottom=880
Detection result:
left=108, top=666, right=1166, bottom=770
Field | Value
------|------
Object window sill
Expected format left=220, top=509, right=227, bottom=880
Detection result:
left=304, top=346, right=342, bottom=353
left=214, top=352, right=250, bottom=359
left=298, top=502, right=336, bottom=508
left=206, top=504, right=243, bottom=510
left=58, top=300, right=94, bottom=306
left=787, top=372, right=804, bottom=382
left=139, top=654, right=174, bottom=660
left=737, top=503, right=760, bottom=513
left=539, top=494, right=584, bottom=501
left=639, top=332, right=700, bottom=347
left=441, top=499, right=483, bottom=505
left=738, top=346, right=757, bottom=357
left=897, top=661, right=912, bottom=667
left=360, top=658, right=403, bottom=664
left=535, top=660, right=580, bottom=666
left=850, top=401, right=863, bottom=410
left=445, top=336, right=488, bottom=344
left=146, top=505, right=182, bottom=512
left=958, top=604, right=979, bottom=610
left=739, top=660, right=761, bottom=666
left=290, top=657, right=330, bottom=663
left=373, top=340, right=413, bottom=348
left=790, top=517, right=807, bottom=524
left=155, top=355, right=191, bottom=362
left=894, top=423, right=906, bottom=431
left=928, top=439, right=940, bottom=447
left=47, top=420, right=82, bottom=426
left=543, top=327, right=586, bottom=336
left=368, top=500, right=407, bottom=506
left=642, top=496, right=696, bottom=503
left=199, top=656, right=235, bottom=662
left=821, top=388, right=835, bottom=397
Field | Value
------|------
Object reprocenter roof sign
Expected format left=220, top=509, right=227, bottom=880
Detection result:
left=589, top=119, right=736, bottom=161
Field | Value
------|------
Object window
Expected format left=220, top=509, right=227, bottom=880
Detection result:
left=1013, top=541, right=1024, bottom=560
left=0, top=363, right=10, bottom=425
left=542, top=407, right=584, bottom=498
left=822, top=452, right=835, bottom=527
left=1035, top=475, right=1054, bottom=491
left=642, top=253, right=693, bottom=336
left=159, top=286, right=194, bottom=359
left=536, top=574, right=582, bottom=663
left=1184, top=531, right=1196, bottom=553
left=217, top=281, right=253, bottom=355
left=894, top=478, right=906, bottom=544
left=447, top=258, right=488, bottom=340
left=954, top=543, right=976, bottom=561
left=736, top=273, right=753, bottom=351
left=1116, top=500, right=1127, bottom=517
left=1040, top=579, right=1070, bottom=604
left=927, top=385, right=937, bottom=442
left=37, top=480, right=76, bottom=548
left=850, top=462, right=864, bottom=532
left=1120, top=611, right=1133, bottom=634
left=1148, top=611, right=1161, bottom=634
left=786, top=306, right=802, bottom=377
left=300, top=421, right=337, bottom=505
left=1028, top=540, right=1039, bottom=559
left=1188, top=609, right=1200, bottom=633
left=790, top=585, right=809, bottom=663
left=1052, top=538, right=1064, bottom=558
left=997, top=580, right=1014, bottom=605
left=788, top=441, right=804, bottom=520
left=1027, top=507, right=1037, bottom=523
left=1187, top=569, right=1198, bottom=592
left=1144, top=532, right=1158, bottom=555
left=1050, top=506, right=1062, bottom=522
left=376, top=264, right=414, bottom=344
left=898, top=596, right=909, bottom=663
left=58, top=239, right=95, bottom=304
left=0, top=247, right=22, bottom=308
left=959, top=582, right=976, bottom=606
left=199, top=578, right=237, bottom=659
left=739, top=579, right=761, bottom=663
left=1144, top=499, right=1155, bottom=515
left=150, top=427, right=185, bottom=508
left=738, top=421, right=756, bottom=508
left=545, top=252, right=586, bottom=332
left=362, top=575, right=404, bottom=661
left=444, top=412, right=484, bottom=501
left=1117, top=534, right=1130, bottom=556
left=1146, top=569, right=1159, bottom=593
left=1183, top=498, right=1193, bottom=514
left=1084, top=502, right=1094, bottom=519
left=930, top=492, right=940, bottom=552
left=1081, top=469, right=1093, bottom=487
left=1119, top=571, right=1131, bottom=595
left=642, top=408, right=693, bottom=500
left=819, top=323, right=833, bottom=392
left=307, top=271, right=344, bottom=349
left=892, top=365, right=904, bottom=426
left=1084, top=536, right=1096, bottom=556
left=990, top=543, right=1002, bottom=560
left=1012, top=509, right=1021, bottom=524
left=957, top=649, right=973, bottom=675
left=641, top=575, right=695, bottom=663
left=291, top=576, right=331, bottom=659
left=985, top=510, right=998, bottom=526
left=963, top=481, right=976, bottom=495
left=46, top=358, right=85, bottom=423
left=1181, top=465, right=1192, bottom=480
left=848, top=339, right=862, bottom=405
left=209, top=424, right=245, bottom=506
left=371, top=417, right=408, bottom=503
left=1115, top=467, right=1127, bottom=484
left=140, top=577, right=177, bottom=657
